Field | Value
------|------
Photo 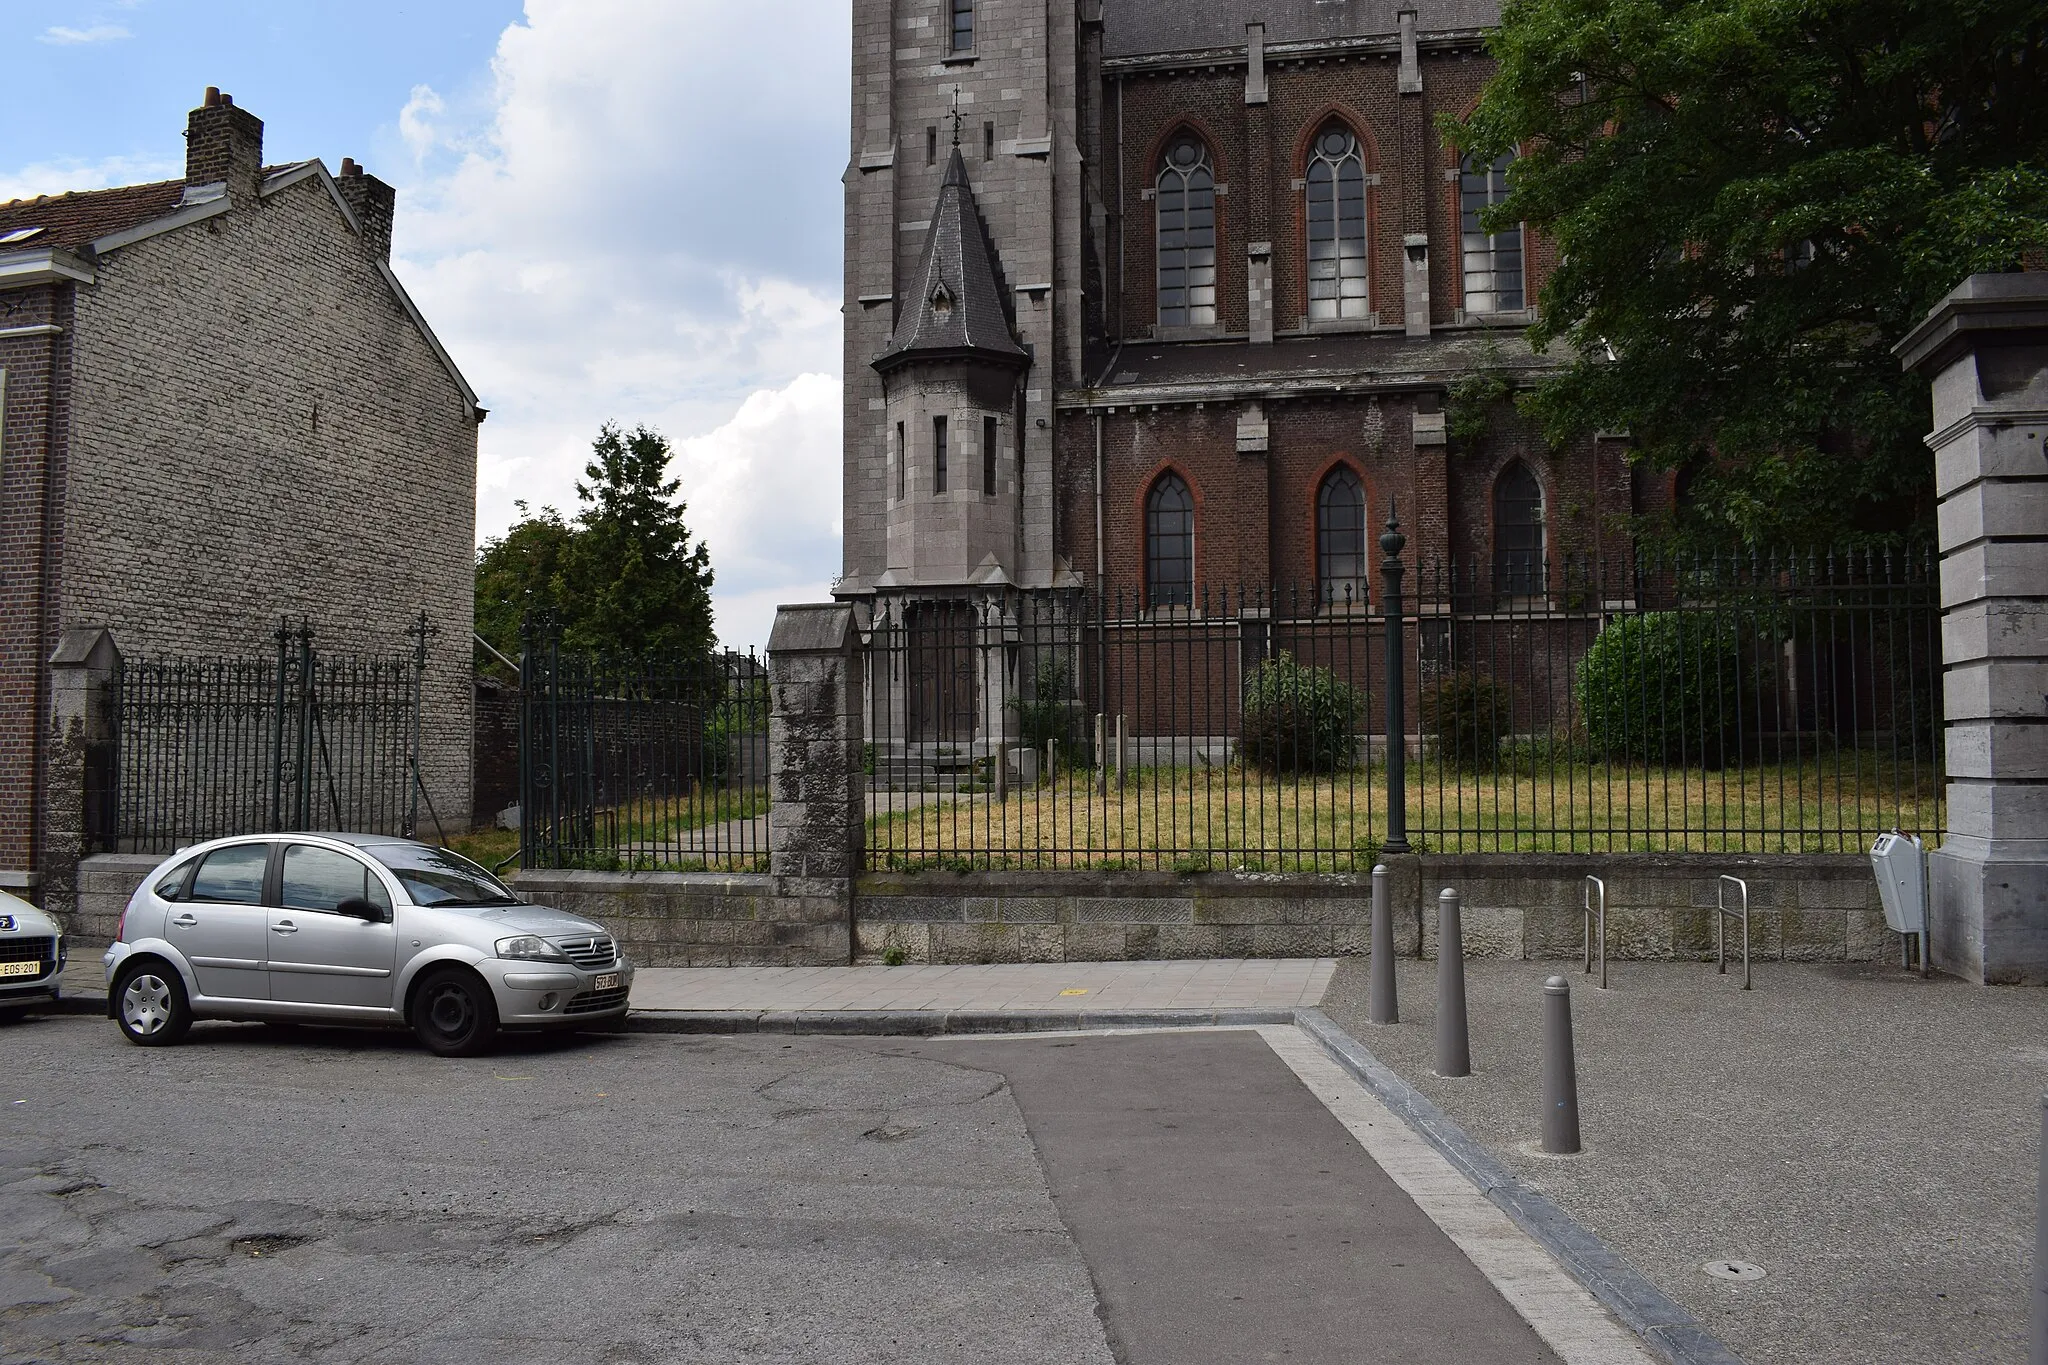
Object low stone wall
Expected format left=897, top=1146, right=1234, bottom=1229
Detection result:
left=513, top=870, right=849, bottom=967
left=73, top=853, right=162, bottom=941
left=855, top=854, right=1899, bottom=965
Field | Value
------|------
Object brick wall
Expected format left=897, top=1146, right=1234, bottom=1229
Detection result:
left=0, top=284, right=74, bottom=881
left=61, top=174, right=477, bottom=830
left=1056, top=394, right=1626, bottom=599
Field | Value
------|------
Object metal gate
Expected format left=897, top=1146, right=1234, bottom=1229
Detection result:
left=107, top=617, right=434, bottom=853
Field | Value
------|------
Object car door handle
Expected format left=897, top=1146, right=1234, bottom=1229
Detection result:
left=172, top=913, right=197, bottom=927
left=271, top=921, right=298, bottom=934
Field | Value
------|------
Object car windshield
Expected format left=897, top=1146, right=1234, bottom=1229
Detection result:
left=364, top=844, right=520, bottom=907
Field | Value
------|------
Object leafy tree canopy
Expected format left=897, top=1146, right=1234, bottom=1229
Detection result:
left=1452, top=0, right=2048, bottom=546
left=475, top=423, right=716, bottom=662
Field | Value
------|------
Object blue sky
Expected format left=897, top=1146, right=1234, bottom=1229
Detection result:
left=4, top=1, right=853, bottom=652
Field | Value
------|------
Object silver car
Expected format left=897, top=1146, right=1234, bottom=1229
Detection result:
left=0, top=889, right=66, bottom=1018
left=103, top=834, right=633, bottom=1056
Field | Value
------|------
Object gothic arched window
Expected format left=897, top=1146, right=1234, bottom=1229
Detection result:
left=1306, top=124, right=1369, bottom=321
left=1494, top=460, right=1545, bottom=595
left=1156, top=138, right=1217, bottom=329
left=1146, top=472, right=1195, bottom=608
left=1316, top=466, right=1368, bottom=605
left=1460, top=151, right=1525, bottom=315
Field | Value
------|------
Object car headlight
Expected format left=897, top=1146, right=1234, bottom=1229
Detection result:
left=495, top=935, right=568, bottom=962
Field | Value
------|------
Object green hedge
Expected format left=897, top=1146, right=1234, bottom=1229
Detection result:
left=1241, top=652, right=1363, bottom=774
left=1576, top=613, right=1756, bottom=767
left=1421, top=669, right=1512, bottom=771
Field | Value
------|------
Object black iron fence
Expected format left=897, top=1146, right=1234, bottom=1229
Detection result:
left=517, top=636, right=769, bottom=871
left=862, top=545, right=1941, bottom=869
left=109, top=619, right=434, bottom=853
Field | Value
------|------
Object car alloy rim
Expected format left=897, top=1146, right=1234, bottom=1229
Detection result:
left=122, top=974, right=173, bottom=1035
left=426, top=984, right=473, bottom=1037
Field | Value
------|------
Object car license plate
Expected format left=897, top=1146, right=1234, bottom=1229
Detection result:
left=0, top=960, right=41, bottom=978
left=592, top=972, right=621, bottom=992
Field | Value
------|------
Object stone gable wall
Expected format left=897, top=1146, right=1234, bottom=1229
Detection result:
left=61, top=176, right=477, bottom=828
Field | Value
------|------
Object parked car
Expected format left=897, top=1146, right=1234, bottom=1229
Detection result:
left=0, top=888, right=66, bottom=1020
left=103, top=834, right=632, bottom=1056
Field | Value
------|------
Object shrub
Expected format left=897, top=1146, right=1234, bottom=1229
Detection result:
left=1240, top=652, right=1362, bottom=774
left=1011, top=655, right=1083, bottom=771
left=1576, top=613, right=1755, bottom=767
left=1421, top=669, right=1511, bottom=771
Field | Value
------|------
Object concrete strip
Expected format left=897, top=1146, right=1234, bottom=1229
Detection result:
left=626, top=1007, right=1296, bottom=1036
left=1293, top=1008, right=1747, bottom=1365
left=1258, top=1023, right=1656, bottom=1365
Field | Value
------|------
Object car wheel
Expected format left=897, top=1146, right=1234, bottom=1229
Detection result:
left=115, top=964, right=192, bottom=1047
left=412, top=968, right=499, bottom=1057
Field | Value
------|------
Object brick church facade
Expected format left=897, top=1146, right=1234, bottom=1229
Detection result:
left=839, top=0, right=1655, bottom=621
left=837, top=0, right=1657, bottom=751
left=0, top=91, right=480, bottom=914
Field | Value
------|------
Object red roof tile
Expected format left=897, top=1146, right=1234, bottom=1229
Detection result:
left=0, top=179, right=187, bottom=253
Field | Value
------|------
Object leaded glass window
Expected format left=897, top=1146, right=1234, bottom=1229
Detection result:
left=1306, top=125, right=1369, bottom=321
left=895, top=421, right=905, bottom=500
left=933, top=415, right=948, bottom=494
left=1156, top=139, right=1217, bottom=329
left=1146, top=473, right=1194, bottom=609
left=982, top=414, right=998, bottom=496
left=951, top=0, right=974, bottom=52
left=1317, top=466, right=1368, bottom=605
left=1460, top=151, right=1524, bottom=315
left=1494, top=460, right=1544, bottom=595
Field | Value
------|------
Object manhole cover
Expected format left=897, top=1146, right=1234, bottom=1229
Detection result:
left=1702, top=1260, right=1766, bottom=1282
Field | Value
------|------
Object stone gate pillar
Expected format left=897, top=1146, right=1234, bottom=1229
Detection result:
left=42, top=626, right=121, bottom=930
left=766, top=604, right=863, bottom=962
left=1898, top=274, right=2048, bottom=983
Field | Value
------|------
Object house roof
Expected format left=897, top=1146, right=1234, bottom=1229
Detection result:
left=1103, top=0, right=1499, bottom=58
left=0, top=179, right=187, bottom=252
left=874, top=148, right=1029, bottom=375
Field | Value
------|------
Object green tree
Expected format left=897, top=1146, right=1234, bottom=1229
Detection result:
left=1452, top=0, right=2048, bottom=545
left=567, top=423, right=715, bottom=657
left=473, top=423, right=716, bottom=660
left=474, top=502, right=575, bottom=666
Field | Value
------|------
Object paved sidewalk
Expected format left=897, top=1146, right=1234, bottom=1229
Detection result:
left=629, top=958, right=1337, bottom=1014
left=1322, top=957, right=2048, bottom=1365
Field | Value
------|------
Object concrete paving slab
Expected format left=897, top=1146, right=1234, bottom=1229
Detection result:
left=1320, top=957, right=2048, bottom=1365
left=629, top=958, right=1337, bottom=1015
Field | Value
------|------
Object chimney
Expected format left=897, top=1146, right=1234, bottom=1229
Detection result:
left=333, top=158, right=396, bottom=262
left=185, top=86, right=265, bottom=199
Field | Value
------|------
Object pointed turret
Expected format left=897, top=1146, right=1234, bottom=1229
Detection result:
left=874, top=149, right=1028, bottom=374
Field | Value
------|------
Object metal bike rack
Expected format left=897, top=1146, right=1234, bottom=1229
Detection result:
left=1582, top=874, right=1608, bottom=990
left=1715, top=874, right=1752, bottom=990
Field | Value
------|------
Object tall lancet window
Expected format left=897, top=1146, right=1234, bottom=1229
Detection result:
left=1306, top=124, right=1369, bottom=321
left=1316, top=466, right=1368, bottom=605
left=1156, top=138, right=1217, bottom=328
left=1460, top=151, right=1525, bottom=314
left=1146, top=472, right=1195, bottom=609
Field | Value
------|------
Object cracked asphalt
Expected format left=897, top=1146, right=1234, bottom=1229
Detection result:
left=0, top=1015, right=1117, bottom=1365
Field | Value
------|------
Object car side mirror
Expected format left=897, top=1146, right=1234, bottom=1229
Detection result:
left=337, top=896, right=387, bottom=923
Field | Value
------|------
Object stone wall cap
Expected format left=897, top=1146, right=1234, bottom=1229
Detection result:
left=767, top=603, right=856, bottom=655
left=1896, top=270, right=2048, bottom=374
left=49, top=625, right=119, bottom=669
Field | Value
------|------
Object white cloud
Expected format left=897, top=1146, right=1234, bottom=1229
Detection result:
left=40, top=24, right=131, bottom=44
left=398, top=84, right=446, bottom=164
left=0, top=153, right=179, bottom=204
left=388, top=0, right=850, bottom=652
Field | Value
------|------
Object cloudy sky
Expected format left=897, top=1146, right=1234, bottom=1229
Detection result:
left=4, top=0, right=852, bottom=652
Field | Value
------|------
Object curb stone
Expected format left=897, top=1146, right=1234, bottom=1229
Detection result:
left=1293, top=1007, right=1748, bottom=1365
left=623, top=1007, right=1296, bottom=1036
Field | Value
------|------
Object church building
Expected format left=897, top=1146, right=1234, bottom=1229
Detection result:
left=838, top=0, right=1644, bottom=749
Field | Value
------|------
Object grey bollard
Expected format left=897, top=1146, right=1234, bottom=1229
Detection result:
left=1541, top=976, right=1582, bottom=1155
left=2034, top=1094, right=2048, bottom=1365
left=1369, top=863, right=1398, bottom=1024
left=1436, top=889, right=1471, bottom=1077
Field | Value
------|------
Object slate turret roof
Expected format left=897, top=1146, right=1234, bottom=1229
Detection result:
left=873, top=148, right=1029, bottom=375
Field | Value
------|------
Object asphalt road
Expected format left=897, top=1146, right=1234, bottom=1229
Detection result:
left=4, top=1015, right=1577, bottom=1364
left=1, top=1015, right=1115, bottom=1365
